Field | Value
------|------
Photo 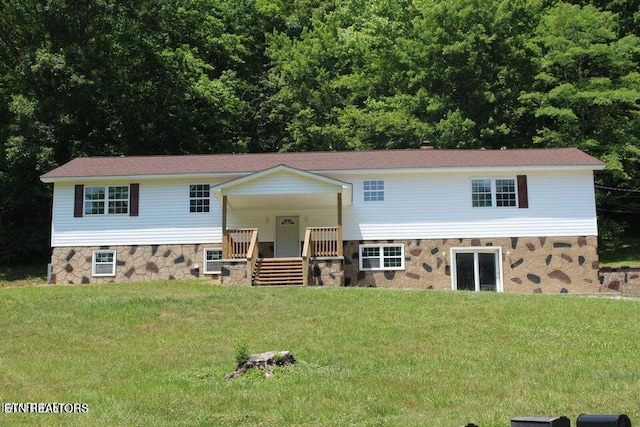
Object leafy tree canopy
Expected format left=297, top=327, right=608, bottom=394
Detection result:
left=1, top=0, right=639, bottom=263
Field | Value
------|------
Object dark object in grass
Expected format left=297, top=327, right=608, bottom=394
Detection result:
left=224, top=351, right=295, bottom=380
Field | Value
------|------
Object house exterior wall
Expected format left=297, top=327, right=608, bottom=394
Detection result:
left=51, top=169, right=598, bottom=247
left=330, top=169, right=598, bottom=240
left=50, top=236, right=602, bottom=293
left=50, top=243, right=221, bottom=284
left=599, top=267, right=640, bottom=293
left=47, top=165, right=602, bottom=292
left=51, top=179, right=225, bottom=247
left=342, top=236, right=604, bottom=294
left=222, top=170, right=341, bottom=195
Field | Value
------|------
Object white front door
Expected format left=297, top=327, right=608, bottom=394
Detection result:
left=275, top=216, right=300, bottom=257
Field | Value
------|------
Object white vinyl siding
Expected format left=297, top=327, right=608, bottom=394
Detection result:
left=52, top=179, right=223, bottom=247
left=339, top=169, right=598, bottom=240
left=50, top=168, right=599, bottom=247
left=223, top=170, right=340, bottom=196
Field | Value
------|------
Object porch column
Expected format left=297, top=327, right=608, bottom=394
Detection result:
left=222, top=195, right=228, bottom=258
left=337, top=192, right=343, bottom=256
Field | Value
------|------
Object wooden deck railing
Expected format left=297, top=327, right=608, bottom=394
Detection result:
left=305, top=226, right=343, bottom=257
left=224, top=228, right=258, bottom=259
left=302, top=226, right=343, bottom=286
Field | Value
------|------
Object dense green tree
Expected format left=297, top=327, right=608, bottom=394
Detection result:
left=411, top=0, right=543, bottom=148
left=1, top=0, right=640, bottom=264
left=0, top=0, right=274, bottom=263
left=520, top=2, right=640, bottom=243
left=520, top=3, right=640, bottom=177
left=267, top=0, right=427, bottom=151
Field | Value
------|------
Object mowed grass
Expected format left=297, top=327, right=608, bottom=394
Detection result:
left=600, top=242, right=640, bottom=267
left=0, top=264, right=47, bottom=288
left=1, top=282, right=639, bottom=426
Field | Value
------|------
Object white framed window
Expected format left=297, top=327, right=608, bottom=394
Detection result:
left=92, top=250, right=116, bottom=277
left=190, top=184, right=210, bottom=213
left=471, top=179, right=492, bottom=207
left=85, top=187, right=105, bottom=215
left=495, top=179, right=516, bottom=207
left=85, top=186, right=129, bottom=215
left=204, top=248, right=222, bottom=274
left=471, top=178, right=517, bottom=208
left=359, top=244, right=405, bottom=271
left=363, top=180, right=384, bottom=201
left=108, top=186, right=129, bottom=214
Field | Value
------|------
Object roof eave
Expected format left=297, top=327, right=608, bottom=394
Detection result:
left=39, top=171, right=246, bottom=184
left=39, top=162, right=605, bottom=183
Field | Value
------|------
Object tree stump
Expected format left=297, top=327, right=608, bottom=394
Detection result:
left=224, top=351, right=295, bottom=379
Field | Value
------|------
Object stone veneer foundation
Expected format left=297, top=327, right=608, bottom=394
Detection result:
left=308, top=258, right=344, bottom=286
left=599, top=267, right=640, bottom=294
left=51, top=236, right=607, bottom=293
left=343, top=236, right=604, bottom=293
left=50, top=244, right=221, bottom=284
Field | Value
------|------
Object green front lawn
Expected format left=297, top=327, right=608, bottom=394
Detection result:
left=1, top=282, right=638, bottom=426
left=0, top=264, right=47, bottom=288
left=599, top=243, right=640, bottom=267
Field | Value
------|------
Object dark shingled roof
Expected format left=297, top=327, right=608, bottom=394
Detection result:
left=41, top=148, right=604, bottom=180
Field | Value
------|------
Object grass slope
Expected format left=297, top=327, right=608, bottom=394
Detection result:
left=1, top=282, right=639, bottom=426
left=599, top=243, right=640, bottom=267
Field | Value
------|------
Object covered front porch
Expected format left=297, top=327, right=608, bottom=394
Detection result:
left=212, top=165, right=352, bottom=285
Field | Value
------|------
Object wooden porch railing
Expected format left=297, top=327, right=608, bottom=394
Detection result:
left=224, top=228, right=259, bottom=259
left=224, top=228, right=259, bottom=286
left=305, top=226, right=343, bottom=257
left=302, top=226, right=343, bottom=286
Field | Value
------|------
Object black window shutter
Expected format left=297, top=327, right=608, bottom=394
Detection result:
left=130, top=183, right=139, bottom=216
left=74, top=185, right=84, bottom=217
left=517, top=175, right=528, bottom=208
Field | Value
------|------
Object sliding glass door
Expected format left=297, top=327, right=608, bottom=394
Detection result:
left=452, top=249, right=502, bottom=292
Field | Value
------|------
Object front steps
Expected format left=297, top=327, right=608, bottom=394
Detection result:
left=252, top=257, right=305, bottom=286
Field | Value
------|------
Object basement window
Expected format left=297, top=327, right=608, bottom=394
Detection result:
left=204, top=249, right=222, bottom=274
left=359, top=244, right=404, bottom=271
left=92, top=250, right=116, bottom=277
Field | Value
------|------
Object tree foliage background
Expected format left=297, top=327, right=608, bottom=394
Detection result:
left=1, top=0, right=639, bottom=265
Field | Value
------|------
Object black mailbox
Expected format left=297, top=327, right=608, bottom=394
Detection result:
left=577, top=414, right=631, bottom=427
left=511, top=416, right=571, bottom=427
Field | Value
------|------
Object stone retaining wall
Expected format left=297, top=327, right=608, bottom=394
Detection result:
left=342, top=236, right=603, bottom=293
left=50, top=244, right=221, bottom=284
left=599, top=267, right=640, bottom=294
